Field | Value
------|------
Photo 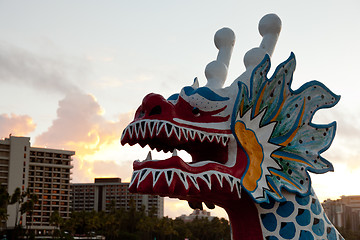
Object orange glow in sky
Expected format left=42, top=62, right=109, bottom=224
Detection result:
left=1, top=1, right=360, bottom=220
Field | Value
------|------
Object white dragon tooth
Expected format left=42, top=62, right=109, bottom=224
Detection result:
left=215, top=173, right=224, bottom=188
left=165, top=123, right=173, bottom=137
left=165, top=170, right=174, bottom=187
left=206, top=134, right=215, bottom=143
left=134, top=122, right=140, bottom=138
left=215, top=135, right=221, bottom=143
left=140, top=121, right=147, bottom=138
left=174, top=126, right=181, bottom=140
left=225, top=175, right=236, bottom=192
left=156, top=122, right=164, bottom=136
left=176, top=171, right=189, bottom=190
left=235, top=180, right=242, bottom=198
left=148, top=121, right=157, bottom=137
left=172, top=149, right=178, bottom=156
left=152, top=170, right=163, bottom=187
left=221, top=136, right=228, bottom=146
left=181, top=128, right=189, bottom=141
left=197, top=132, right=206, bottom=142
left=121, top=128, right=128, bottom=142
left=189, top=130, right=196, bottom=140
left=129, top=171, right=139, bottom=188
left=137, top=169, right=151, bottom=187
left=145, top=151, right=152, bottom=160
left=189, top=175, right=200, bottom=190
left=128, top=125, right=134, bottom=139
left=201, top=173, right=212, bottom=189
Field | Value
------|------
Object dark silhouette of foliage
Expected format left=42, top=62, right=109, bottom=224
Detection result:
left=60, top=207, right=231, bottom=240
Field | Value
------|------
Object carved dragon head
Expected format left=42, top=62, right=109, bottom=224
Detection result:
left=121, top=13, right=339, bottom=218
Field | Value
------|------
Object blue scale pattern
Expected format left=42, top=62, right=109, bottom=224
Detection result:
left=261, top=213, right=277, bottom=232
left=276, top=201, right=294, bottom=218
left=312, top=218, right=325, bottom=236
left=279, top=222, right=295, bottom=239
left=295, top=208, right=311, bottom=226
left=327, top=227, right=337, bottom=240
left=299, top=230, right=314, bottom=240
left=311, top=198, right=322, bottom=215
left=295, top=194, right=310, bottom=206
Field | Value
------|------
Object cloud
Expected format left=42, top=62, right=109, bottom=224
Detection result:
left=312, top=106, right=360, bottom=169
left=35, top=92, right=133, bottom=157
left=0, top=113, right=36, bottom=137
left=71, top=157, right=134, bottom=183
left=0, top=42, right=84, bottom=94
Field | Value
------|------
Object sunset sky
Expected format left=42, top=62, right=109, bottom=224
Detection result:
left=1, top=1, right=360, bottom=219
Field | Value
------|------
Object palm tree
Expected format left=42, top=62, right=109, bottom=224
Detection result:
left=9, top=188, right=21, bottom=227
left=49, top=210, right=63, bottom=238
left=20, top=192, right=38, bottom=236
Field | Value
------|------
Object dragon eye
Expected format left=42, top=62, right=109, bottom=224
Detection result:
left=192, top=107, right=200, bottom=116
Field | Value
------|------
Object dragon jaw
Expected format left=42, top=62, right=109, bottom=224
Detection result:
left=120, top=91, right=249, bottom=207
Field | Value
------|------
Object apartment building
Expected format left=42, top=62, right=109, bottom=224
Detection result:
left=0, top=135, right=74, bottom=234
left=322, top=195, right=360, bottom=232
left=177, top=209, right=215, bottom=223
left=72, top=178, right=164, bottom=218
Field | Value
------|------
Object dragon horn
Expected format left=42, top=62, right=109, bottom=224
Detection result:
left=259, top=13, right=282, bottom=57
left=205, top=28, right=235, bottom=89
left=234, top=14, right=282, bottom=87
left=244, top=14, right=282, bottom=70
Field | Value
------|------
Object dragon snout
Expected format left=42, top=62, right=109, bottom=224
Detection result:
left=134, top=93, right=173, bottom=120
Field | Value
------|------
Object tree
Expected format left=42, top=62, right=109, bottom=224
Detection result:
left=20, top=192, right=38, bottom=235
left=9, top=188, right=21, bottom=227
left=0, top=186, right=10, bottom=231
left=49, top=210, right=63, bottom=238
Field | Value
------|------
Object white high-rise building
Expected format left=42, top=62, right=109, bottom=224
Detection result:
left=72, top=178, right=164, bottom=218
left=0, top=135, right=74, bottom=234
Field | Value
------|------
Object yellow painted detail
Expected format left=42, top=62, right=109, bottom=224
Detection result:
left=271, top=153, right=313, bottom=167
left=269, top=170, right=301, bottom=190
left=234, top=121, right=263, bottom=192
left=270, top=86, right=286, bottom=122
left=239, top=98, right=244, bottom=117
left=268, top=181, right=281, bottom=198
left=254, top=84, right=267, bottom=117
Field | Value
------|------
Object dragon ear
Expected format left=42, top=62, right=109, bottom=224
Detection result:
left=191, top=77, right=199, bottom=89
left=233, top=53, right=339, bottom=203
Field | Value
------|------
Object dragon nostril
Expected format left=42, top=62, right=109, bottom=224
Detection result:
left=149, top=105, right=162, bottom=116
left=138, top=110, right=145, bottom=118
